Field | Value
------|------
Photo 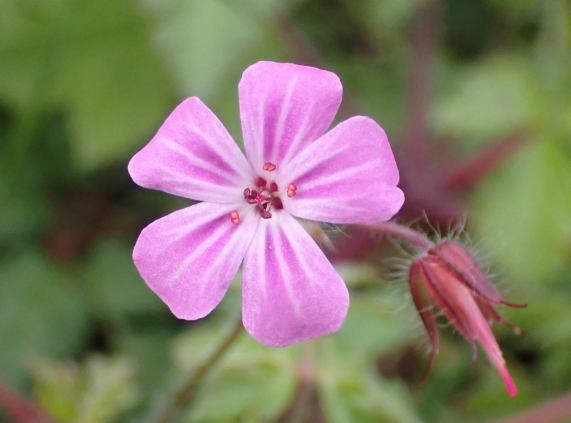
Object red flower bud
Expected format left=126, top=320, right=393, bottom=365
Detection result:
left=409, top=240, right=525, bottom=396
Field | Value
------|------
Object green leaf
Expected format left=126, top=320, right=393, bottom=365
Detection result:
left=432, top=56, right=536, bottom=146
left=0, top=0, right=174, bottom=169
left=172, top=322, right=297, bottom=422
left=317, top=343, right=423, bottom=423
left=140, top=0, right=299, bottom=141
left=82, top=238, right=164, bottom=321
left=472, top=139, right=571, bottom=287
left=350, top=0, right=424, bottom=42
left=0, top=172, right=49, bottom=243
left=29, top=355, right=139, bottom=423
left=141, top=0, right=289, bottom=99
left=112, top=330, right=173, bottom=397
left=0, top=252, right=89, bottom=384
left=330, top=291, right=418, bottom=361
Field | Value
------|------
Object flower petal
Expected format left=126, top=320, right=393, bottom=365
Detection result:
left=128, top=97, right=252, bottom=203
left=133, top=202, right=259, bottom=320
left=242, top=212, right=349, bottom=347
left=239, top=61, right=342, bottom=171
left=280, top=116, right=404, bottom=224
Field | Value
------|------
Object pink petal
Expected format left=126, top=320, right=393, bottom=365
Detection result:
left=280, top=116, right=404, bottom=224
left=128, top=97, right=252, bottom=203
left=242, top=212, right=349, bottom=347
left=239, top=61, right=342, bottom=171
left=133, top=202, right=259, bottom=320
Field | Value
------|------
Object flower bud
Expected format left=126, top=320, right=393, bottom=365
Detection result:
left=409, top=240, right=524, bottom=396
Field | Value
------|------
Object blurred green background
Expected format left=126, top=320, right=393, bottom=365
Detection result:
left=1, top=0, right=571, bottom=422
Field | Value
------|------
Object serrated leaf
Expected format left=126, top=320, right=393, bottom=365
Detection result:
left=30, top=355, right=139, bottom=423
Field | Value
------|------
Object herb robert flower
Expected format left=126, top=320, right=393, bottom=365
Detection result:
left=128, top=61, right=404, bottom=346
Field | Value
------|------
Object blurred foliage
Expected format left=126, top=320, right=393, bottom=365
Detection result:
left=0, top=0, right=173, bottom=169
left=29, top=355, right=139, bottom=423
left=1, top=0, right=570, bottom=422
left=0, top=253, right=89, bottom=385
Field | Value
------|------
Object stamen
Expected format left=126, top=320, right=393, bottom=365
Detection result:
left=243, top=177, right=284, bottom=219
left=287, top=183, right=297, bottom=198
left=263, top=162, right=277, bottom=172
left=230, top=210, right=240, bottom=224
left=243, top=188, right=259, bottom=204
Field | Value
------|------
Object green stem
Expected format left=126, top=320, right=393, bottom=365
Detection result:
left=153, top=317, right=244, bottom=423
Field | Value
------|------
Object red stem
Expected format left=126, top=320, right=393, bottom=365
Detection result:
left=489, top=391, right=571, bottom=423
left=401, top=0, right=440, bottom=169
left=0, top=382, right=58, bottom=423
left=446, top=130, right=529, bottom=192
left=366, top=221, right=434, bottom=251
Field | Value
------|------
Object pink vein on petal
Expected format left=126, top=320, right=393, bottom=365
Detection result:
left=242, top=213, right=349, bottom=347
left=239, top=61, right=342, bottom=170
left=281, top=116, right=404, bottom=224
left=133, top=202, right=259, bottom=320
left=128, top=97, right=252, bottom=204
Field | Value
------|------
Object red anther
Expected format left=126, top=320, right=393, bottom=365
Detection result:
left=244, top=188, right=259, bottom=204
left=272, top=197, right=284, bottom=210
left=255, top=177, right=267, bottom=188
left=229, top=210, right=240, bottom=224
left=287, top=183, right=297, bottom=198
left=263, top=162, right=277, bottom=172
left=243, top=177, right=285, bottom=219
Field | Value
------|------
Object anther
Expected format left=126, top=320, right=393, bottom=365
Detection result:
left=260, top=209, right=272, bottom=219
left=230, top=210, right=240, bottom=224
left=287, top=183, right=297, bottom=198
left=263, top=162, right=277, bottom=172
left=272, top=197, right=284, bottom=210
left=243, top=188, right=259, bottom=204
left=255, top=177, right=267, bottom=188
left=269, top=182, right=278, bottom=192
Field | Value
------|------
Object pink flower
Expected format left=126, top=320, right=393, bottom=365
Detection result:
left=409, top=240, right=524, bottom=396
left=128, top=61, right=404, bottom=346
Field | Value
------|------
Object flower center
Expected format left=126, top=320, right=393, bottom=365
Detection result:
left=229, top=162, right=296, bottom=224
left=243, top=175, right=284, bottom=220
